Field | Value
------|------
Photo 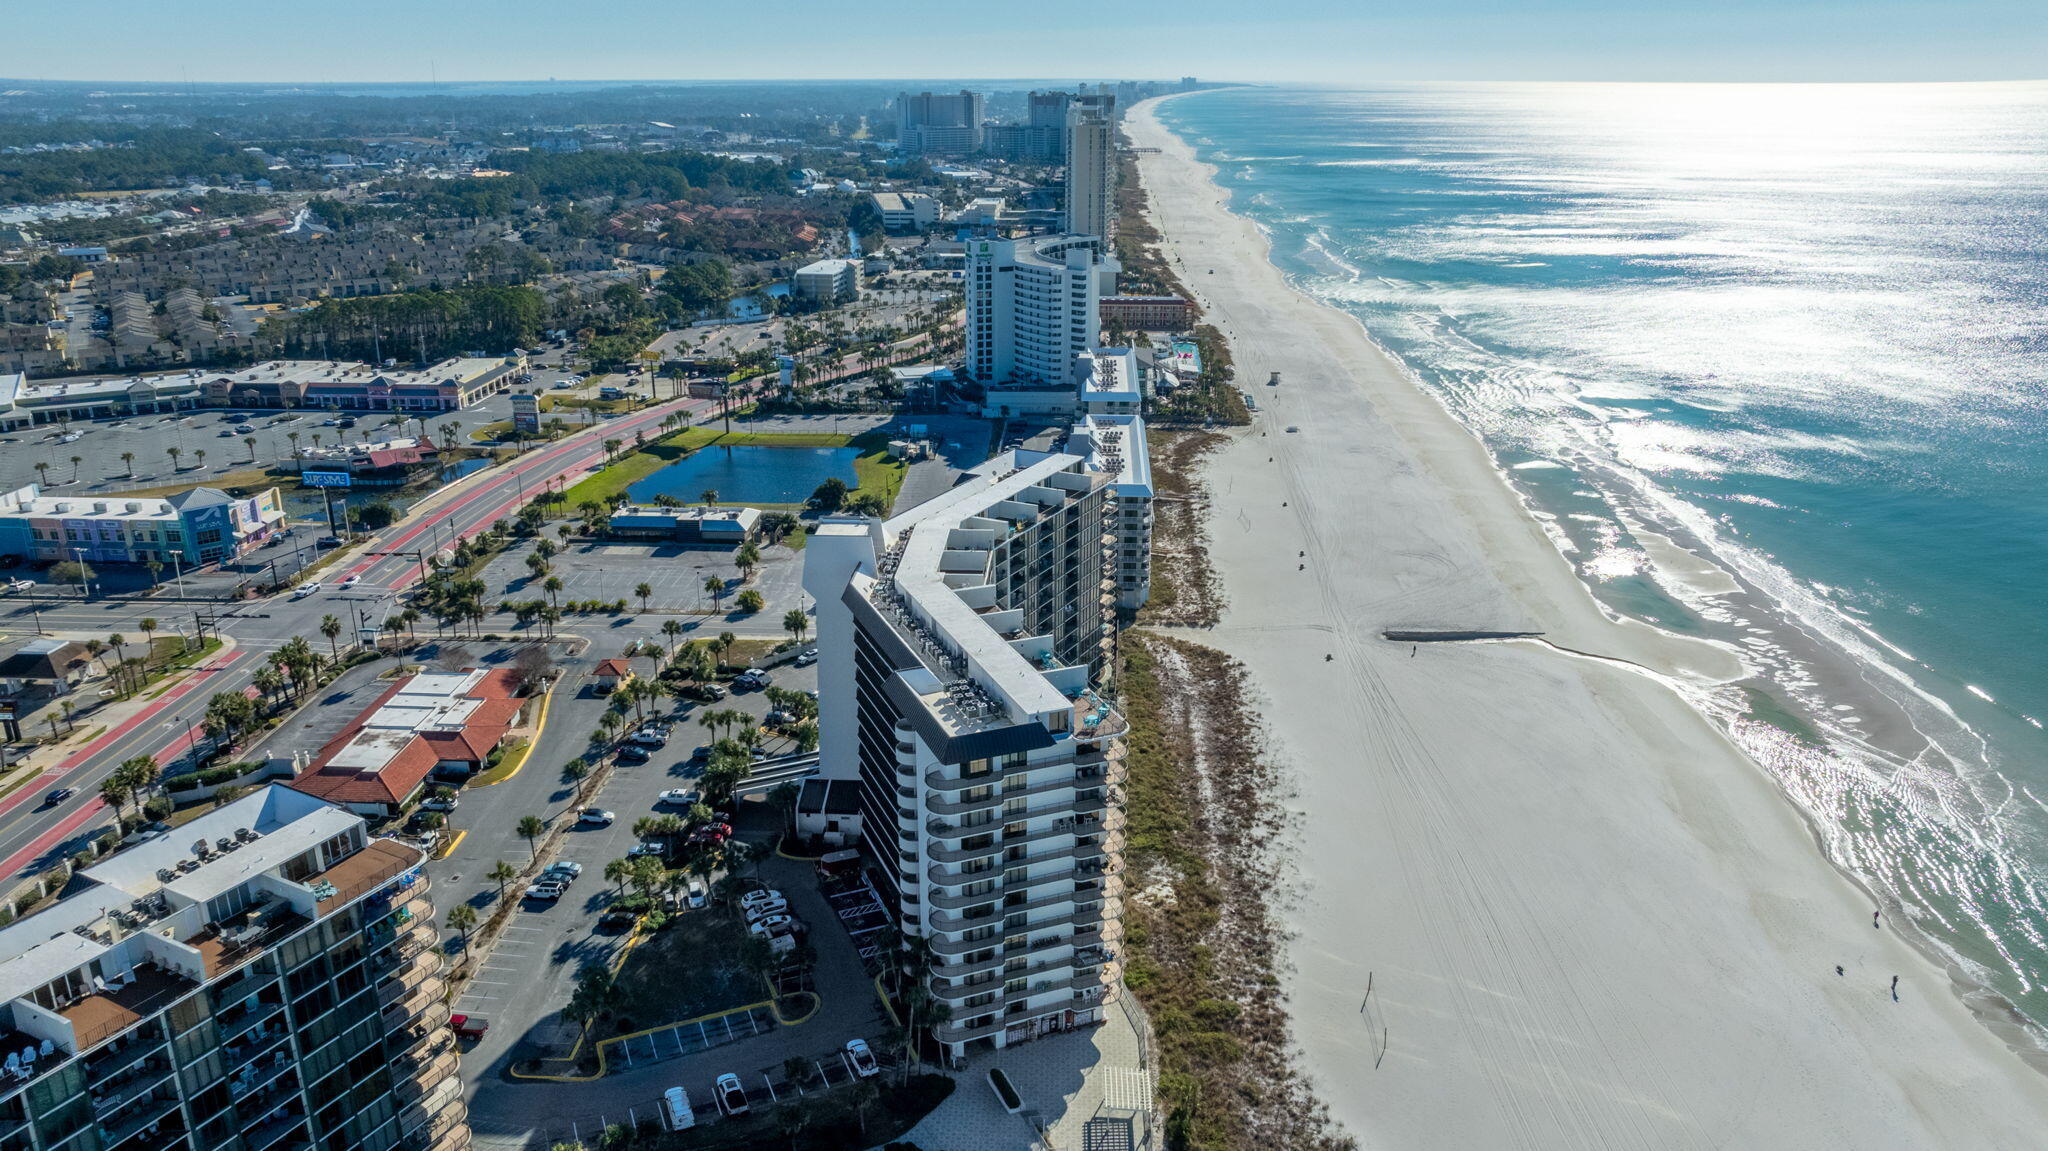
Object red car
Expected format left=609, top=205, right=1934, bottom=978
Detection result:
left=451, top=1015, right=490, bottom=1042
left=689, top=823, right=733, bottom=844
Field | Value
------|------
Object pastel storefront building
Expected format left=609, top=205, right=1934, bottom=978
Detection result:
left=0, top=486, right=286, bottom=566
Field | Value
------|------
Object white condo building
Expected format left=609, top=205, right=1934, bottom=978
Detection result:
left=1063, top=95, right=1115, bottom=241
left=800, top=420, right=1151, bottom=1058
left=965, top=234, right=1117, bottom=403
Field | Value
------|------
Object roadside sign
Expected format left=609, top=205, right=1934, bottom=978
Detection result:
left=510, top=393, right=541, bottom=435
left=301, top=470, right=353, bottom=488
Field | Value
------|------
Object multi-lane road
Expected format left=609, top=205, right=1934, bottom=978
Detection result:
left=0, top=391, right=720, bottom=886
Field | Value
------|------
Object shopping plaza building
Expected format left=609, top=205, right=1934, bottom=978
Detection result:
left=0, top=786, right=464, bottom=1151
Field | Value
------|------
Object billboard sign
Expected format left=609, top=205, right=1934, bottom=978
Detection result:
left=301, top=470, right=354, bottom=489
left=511, top=393, right=541, bottom=435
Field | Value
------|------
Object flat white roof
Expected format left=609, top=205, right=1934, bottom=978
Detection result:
left=883, top=450, right=1092, bottom=722
left=327, top=669, right=487, bottom=774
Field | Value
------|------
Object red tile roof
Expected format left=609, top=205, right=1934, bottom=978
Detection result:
left=289, top=668, right=524, bottom=808
left=594, top=659, right=634, bottom=678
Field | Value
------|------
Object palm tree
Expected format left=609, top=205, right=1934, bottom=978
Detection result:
left=144, top=556, right=163, bottom=587
left=489, top=860, right=520, bottom=903
left=517, top=815, right=545, bottom=861
left=319, top=614, right=343, bottom=663
left=68, top=455, right=82, bottom=483
left=166, top=446, right=182, bottom=472
left=243, top=436, right=259, bottom=463
left=121, top=451, right=135, bottom=478
left=700, top=489, right=718, bottom=507
left=543, top=575, right=564, bottom=607
left=445, top=904, right=478, bottom=951
left=703, top=575, right=724, bottom=612
left=634, top=582, right=653, bottom=613
left=782, top=609, right=809, bottom=647
left=193, top=448, right=206, bottom=470
left=660, top=619, right=684, bottom=657
left=604, top=857, right=633, bottom=895
left=736, top=542, right=761, bottom=582
left=32, top=461, right=48, bottom=487
left=286, top=431, right=301, bottom=459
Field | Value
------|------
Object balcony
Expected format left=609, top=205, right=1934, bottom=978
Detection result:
left=311, top=838, right=425, bottom=917
left=927, top=887, right=1084, bottom=932
left=926, top=866, right=1090, bottom=910
left=394, top=1051, right=459, bottom=1104
left=240, top=1106, right=308, bottom=1151
left=59, top=964, right=197, bottom=1051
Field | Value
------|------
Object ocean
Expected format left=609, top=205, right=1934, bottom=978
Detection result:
left=1157, top=83, right=2048, bottom=1034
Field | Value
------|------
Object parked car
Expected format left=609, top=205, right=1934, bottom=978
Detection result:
left=764, top=710, right=795, bottom=727
left=733, top=669, right=770, bottom=690
left=681, top=683, right=726, bottom=702
left=420, top=795, right=457, bottom=812
left=216, top=428, right=236, bottom=438
left=628, top=840, right=666, bottom=858
left=658, top=788, right=700, bottom=807
left=686, top=745, right=711, bottom=764
left=544, top=861, right=584, bottom=878
left=663, top=1086, right=696, bottom=1131
left=524, top=880, right=567, bottom=900
left=713, top=1074, right=749, bottom=1117
left=578, top=808, right=615, bottom=826
left=739, top=888, right=783, bottom=912
left=844, top=1038, right=880, bottom=1078
left=747, top=915, right=793, bottom=937
left=689, top=823, right=732, bottom=846
left=627, top=729, right=666, bottom=748
left=793, top=648, right=818, bottom=667
left=685, top=881, right=708, bottom=910
left=451, top=1015, right=490, bottom=1042
left=744, top=899, right=788, bottom=922
left=3, top=578, right=34, bottom=593
left=613, top=745, right=650, bottom=765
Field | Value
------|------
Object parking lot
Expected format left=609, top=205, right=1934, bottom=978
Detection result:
left=0, top=397, right=528, bottom=503
left=473, top=528, right=808, bottom=624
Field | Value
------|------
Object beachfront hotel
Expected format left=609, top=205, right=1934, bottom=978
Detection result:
left=800, top=410, right=1147, bottom=1059
left=1063, top=94, right=1116, bottom=242
left=0, top=786, right=465, bottom=1151
left=963, top=233, right=1119, bottom=410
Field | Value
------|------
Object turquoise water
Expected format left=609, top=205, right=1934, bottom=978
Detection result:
left=625, top=444, right=857, bottom=505
left=1160, top=84, right=2048, bottom=1031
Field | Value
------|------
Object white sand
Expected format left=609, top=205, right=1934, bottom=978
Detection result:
left=1127, top=96, right=2048, bottom=1150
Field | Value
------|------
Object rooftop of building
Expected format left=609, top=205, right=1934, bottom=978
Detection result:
left=0, top=786, right=420, bottom=1058
left=289, top=668, right=522, bottom=807
left=1071, top=413, right=1152, bottom=498
left=863, top=448, right=1113, bottom=736
left=796, top=258, right=857, bottom=276
left=0, top=483, right=257, bottom=522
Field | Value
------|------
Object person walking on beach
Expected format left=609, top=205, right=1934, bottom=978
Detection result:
left=1874, top=910, right=1881, bottom=929
left=1891, top=975, right=1899, bottom=1000
left=1836, top=965, right=1844, bottom=976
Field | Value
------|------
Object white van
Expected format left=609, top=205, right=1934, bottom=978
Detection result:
left=663, top=1085, right=696, bottom=1130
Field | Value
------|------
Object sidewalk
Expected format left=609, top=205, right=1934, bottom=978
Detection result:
left=898, top=991, right=1154, bottom=1151
left=0, top=637, right=243, bottom=808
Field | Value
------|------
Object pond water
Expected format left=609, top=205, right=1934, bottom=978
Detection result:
left=627, top=444, right=859, bottom=506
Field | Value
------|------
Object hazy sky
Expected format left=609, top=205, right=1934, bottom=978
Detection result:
left=4, top=0, right=2045, bottom=83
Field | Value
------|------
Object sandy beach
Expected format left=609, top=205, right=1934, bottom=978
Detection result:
left=1126, top=95, right=2048, bottom=1150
